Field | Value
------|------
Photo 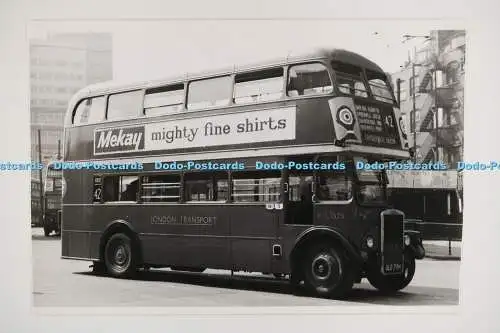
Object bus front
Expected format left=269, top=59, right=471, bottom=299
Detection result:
left=322, top=54, right=425, bottom=292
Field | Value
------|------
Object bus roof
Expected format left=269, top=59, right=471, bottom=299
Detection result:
left=70, top=48, right=384, bottom=100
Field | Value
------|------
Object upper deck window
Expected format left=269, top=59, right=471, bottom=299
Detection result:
left=187, top=76, right=232, bottom=110
left=72, top=96, right=106, bottom=125
left=365, top=70, right=395, bottom=104
left=106, top=90, right=143, bottom=120
left=144, top=84, right=184, bottom=116
left=234, top=68, right=284, bottom=104
left=331, top=61, right=368, bottom=98
left=287, top=63, right=333, bottom=96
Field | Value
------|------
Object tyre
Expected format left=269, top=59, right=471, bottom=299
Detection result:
left=302, top=242, right=355, bottom=299
left=367, top=254, right=416, bottom=293
left=43, top=226, right=51, bottom=237
left=104, top=233, right=137, bottom=278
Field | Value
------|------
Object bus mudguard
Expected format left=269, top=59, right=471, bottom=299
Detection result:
left=291, top=226, right=363, bottom=264
left=100, top=219, right=143, bottom=262
left=404, top=230, right=426, bottom=260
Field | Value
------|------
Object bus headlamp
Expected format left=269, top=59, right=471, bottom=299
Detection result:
left=404, top=235, right=411, bottom=246
left=366, top=236, right=374, bottom=248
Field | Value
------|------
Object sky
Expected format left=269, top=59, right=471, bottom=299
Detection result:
left=28, top=20, right=442, bottom=82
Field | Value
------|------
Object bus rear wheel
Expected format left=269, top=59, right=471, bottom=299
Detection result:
left=367, top=254, right=415, bottom=293
left=104, top=233, right=137, bottom=278
left=302, top=243, right=354, bottom=299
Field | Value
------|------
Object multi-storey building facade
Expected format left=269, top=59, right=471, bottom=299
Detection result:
left=30, top=33, right=113, bottom=169
left=391, top=30, right=465, bottom=168
left=30, top=33, right=112, bottom=227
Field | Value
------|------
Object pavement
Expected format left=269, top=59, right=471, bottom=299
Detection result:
left=31, top=228, right=459, bottom=307
left=422, top=240, right=462, bottom=261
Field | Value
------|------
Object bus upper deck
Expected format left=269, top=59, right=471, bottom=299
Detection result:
left=63, top=48, right=409, bottom=163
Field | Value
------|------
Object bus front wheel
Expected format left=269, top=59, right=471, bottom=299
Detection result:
left=367, top=254, right=415, bottom=293
left=302, top=243, right=354, bottom=299
left=104, top=233, right=137, bottom=278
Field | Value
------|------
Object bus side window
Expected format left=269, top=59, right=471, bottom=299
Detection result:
left=141, top=174, right=181, bottom=203
left=144, top=84, right=184, bottom=116
left=234, top=68, right=284, bottom=104
left=287, top=63, right=333, bottom=96
left=107, top=90, right=143, bottom=120
left=317, top=171, right=352, bottom=201
left=289, top=173, right=313, bottom=202
left=73, top=96, right=106, bottom=125
left=187, top=76, right=232, bottom=110
left=184, top=172, right=228, bottom=202
left=231, top=171, right=281, bottom=203
left=102, top=175, right=139, bottom=202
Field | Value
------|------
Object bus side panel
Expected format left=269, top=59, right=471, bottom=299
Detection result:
left=79, top=204, right=230, bottom=269
left=227, top=205, right=278, bottom=273
left=136, top=205, right=230, bottom=269
left=61, top=206, right=92, bottom=259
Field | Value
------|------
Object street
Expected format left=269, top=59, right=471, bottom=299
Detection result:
left=32, top=228, right=459, bottom=307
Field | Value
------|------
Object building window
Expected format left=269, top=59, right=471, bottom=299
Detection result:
left=184, top=172, right=228, bottom=202
left=232, top=171, right=281, bottom=202
left=399, top=89, right=408, bottom=101
left=107, top=90, right=143, bottom=120
left=234, top=68, right=284, bottom=103
left=410, top=111, right=416, bottom=132
left=287, top=63, right=332, bottom=97
left=141, top=174, right=181, bottom=203
left=409, top=76, right=419, bottom=96
left=144, top=84, right=184, bottom=116
left=446, top=61, right=460, bottom=85
left=103, top=175, right=139, bottom=202
left=187, top=76, right=232, bottom=110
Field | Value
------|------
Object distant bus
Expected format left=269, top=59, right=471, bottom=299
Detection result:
left=31, top=179, right=42, bottom=227
left=43, top=161, right=62, bottom=236
left=61, top=48, right=425, bottom=299
left=387, top=170, right=463, bottom=240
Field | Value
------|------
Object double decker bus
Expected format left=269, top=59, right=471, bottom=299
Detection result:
left=43, top=161, right=63, bottom=236
left=61, top=48, right=425, bottom=299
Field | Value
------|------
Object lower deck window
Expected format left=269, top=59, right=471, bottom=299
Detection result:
left=232, top=171, right=281, bottom=202
left=103, top=175, right=139, bottom=202
left=184, top=172, right=228, bottom=202
left=141, top=174, right=180, bottom=202
left=317, top=171, right=352, bottom=201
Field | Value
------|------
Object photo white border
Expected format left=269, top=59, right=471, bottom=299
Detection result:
left=2, top=0, right=500, bottom=332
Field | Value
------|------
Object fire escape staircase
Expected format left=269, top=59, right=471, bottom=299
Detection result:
left=412, top=64, right=437, bottom=163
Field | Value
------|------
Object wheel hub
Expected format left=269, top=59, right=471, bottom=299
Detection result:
left=311, top=255, right=334, bottom=280
left=114, top=246, right=127, bottom=266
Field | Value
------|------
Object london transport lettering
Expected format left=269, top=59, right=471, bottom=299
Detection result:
left=151, top=215, right=216, bottom=226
